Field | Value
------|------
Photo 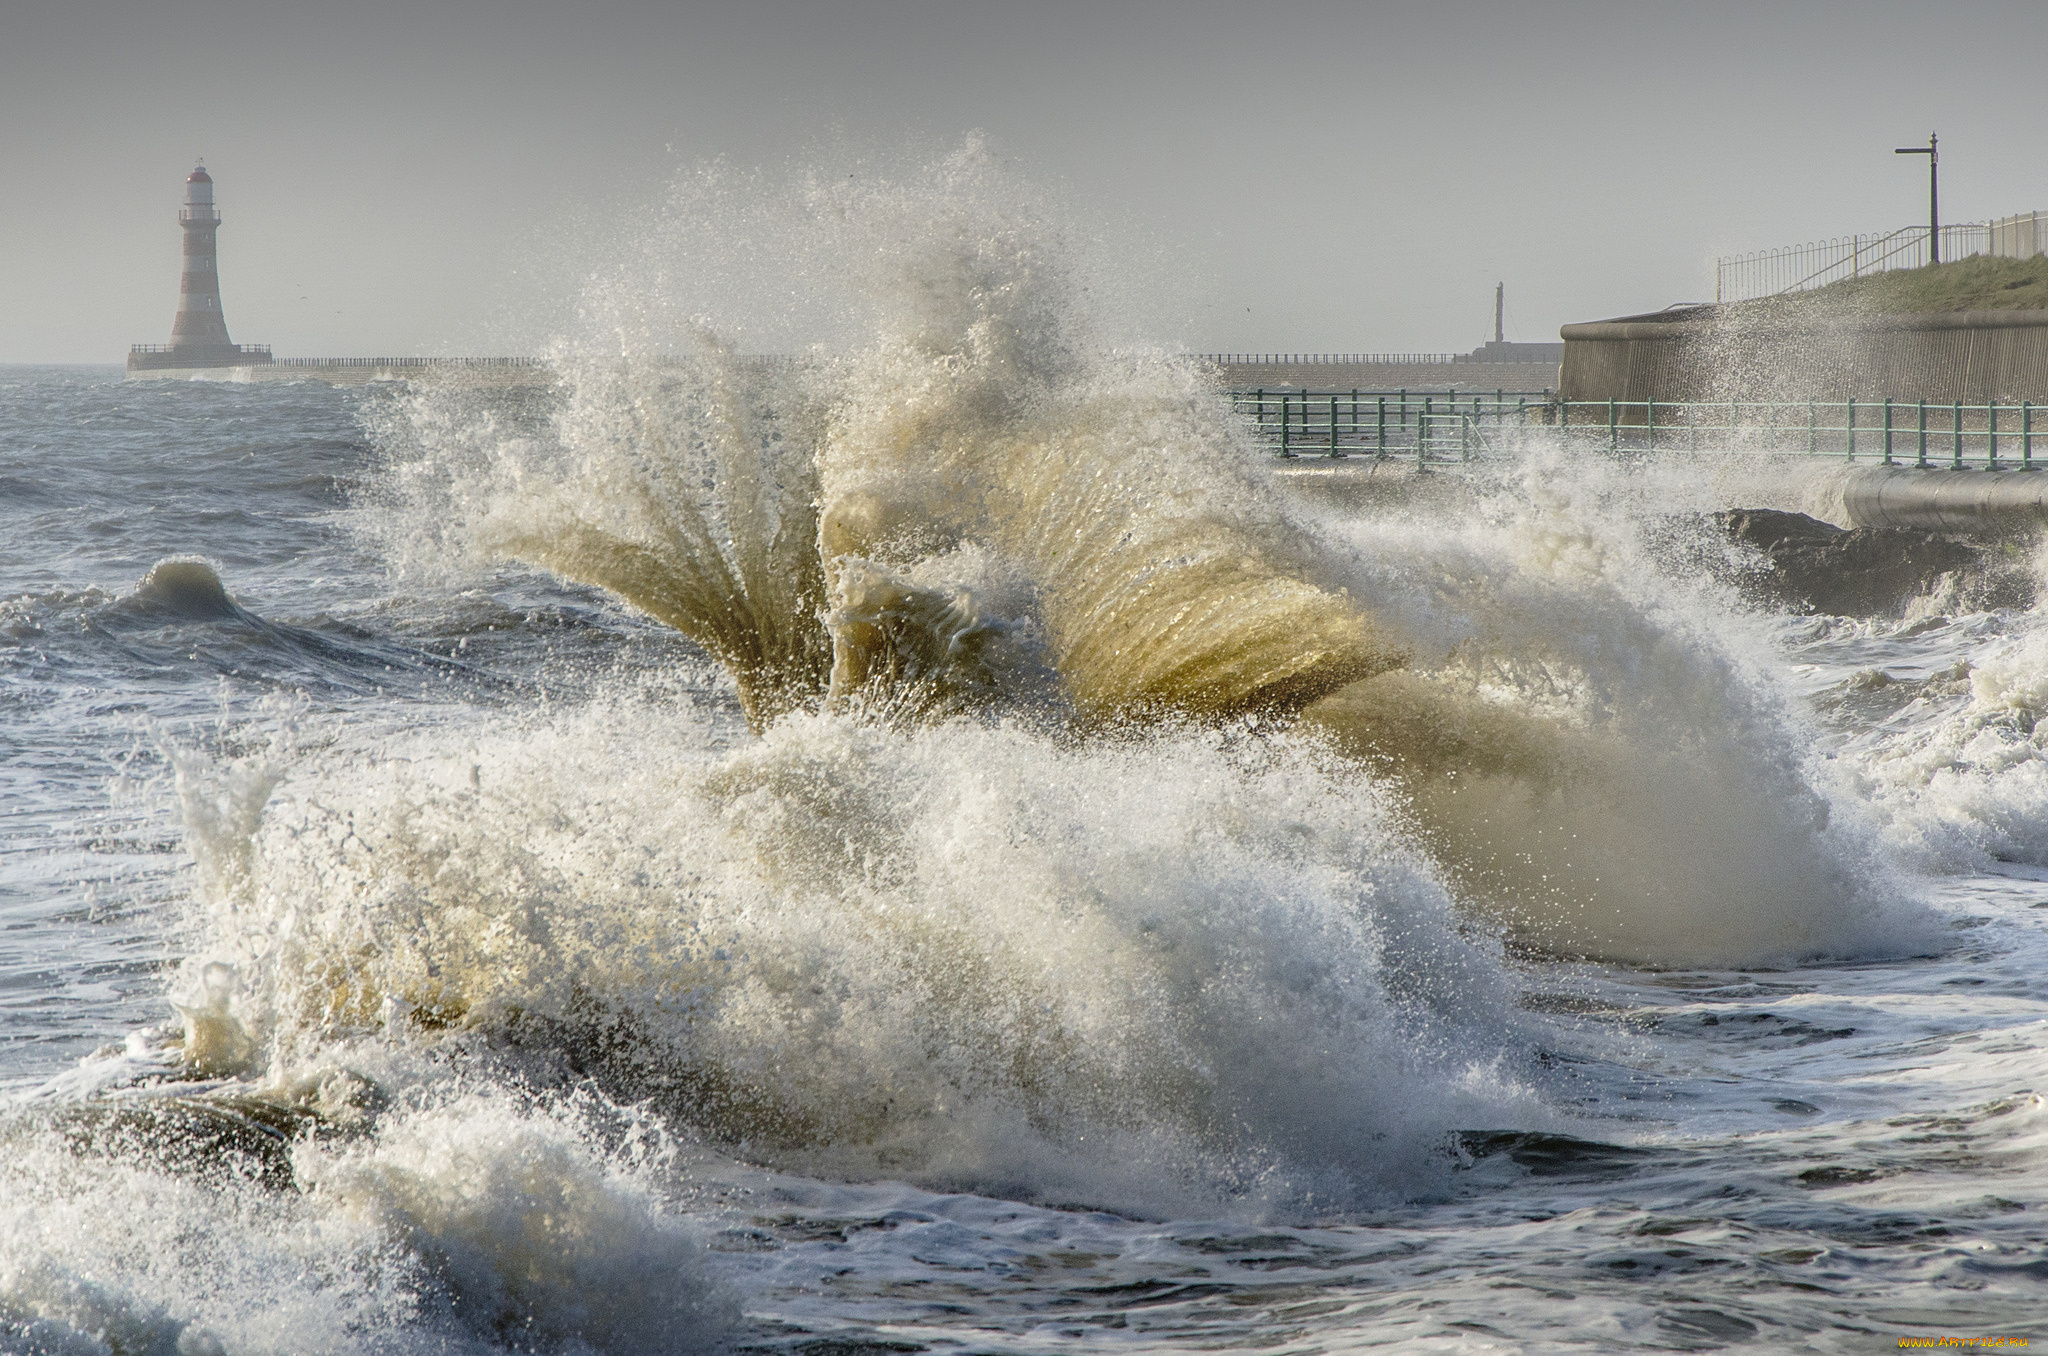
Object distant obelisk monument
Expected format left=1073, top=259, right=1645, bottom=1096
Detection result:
left=128, top=164, right=271, bottom=375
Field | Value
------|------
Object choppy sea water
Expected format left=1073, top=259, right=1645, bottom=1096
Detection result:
left=9, top=167, right=2048, bottom=1353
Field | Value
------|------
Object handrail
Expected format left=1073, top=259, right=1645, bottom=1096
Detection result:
left=1230, top=389, right=2047, bottom=472
left=1231, top=387, right=1552, bottom=463
left=1776, top=225, right=1926, bottom=295
left=1546, top=396, right=2040, bottom=471
left=1716, top=222, right=1992, bottom=302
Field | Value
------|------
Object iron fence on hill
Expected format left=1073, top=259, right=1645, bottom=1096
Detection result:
left=1715, top=225, right=1992, bottom=303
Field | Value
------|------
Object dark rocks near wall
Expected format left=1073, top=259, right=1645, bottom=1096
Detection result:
left=1713, top=508, right=2034, bottom=616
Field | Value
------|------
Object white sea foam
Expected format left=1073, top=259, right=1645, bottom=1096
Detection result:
left=0, top=1087, right=729, bottom=1354
left=165, top=691, right=1544, bottom=1216
left=1842, top=611, right=2048, bottom=867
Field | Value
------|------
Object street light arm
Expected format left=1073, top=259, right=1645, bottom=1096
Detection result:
left=1895, top=133, right=1940, bottom=264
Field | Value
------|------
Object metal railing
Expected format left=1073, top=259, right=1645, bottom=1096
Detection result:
left=1989, top=211, right=2048, bottom=259
left=129, top=343, right=272, bottom=355
left=1232, top=390, right=2048, bottom=472
left=127, top=343, right=272, bottom=360
left=1551, top=397, right=2045, bottom=470
left=1715, top=223, right=1990, bottom=302
left=1234, top=388, right=1553, bottom=463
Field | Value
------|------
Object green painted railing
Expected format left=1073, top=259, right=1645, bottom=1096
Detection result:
left=1552, top=397, right=2044, bottom=470
left=1233, top=389, right=2048, bottom=471
left=1232, top=388, right=1552, bottom=463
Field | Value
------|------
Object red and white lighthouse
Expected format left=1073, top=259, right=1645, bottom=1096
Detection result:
left=128, top=163, right=269, bottom=373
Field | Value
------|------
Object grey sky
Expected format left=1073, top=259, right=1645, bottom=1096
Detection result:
left=6, top=0, right=2046, bottom=363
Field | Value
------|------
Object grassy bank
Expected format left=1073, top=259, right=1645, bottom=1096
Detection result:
left=1751, top=253, right=2048, bottom=315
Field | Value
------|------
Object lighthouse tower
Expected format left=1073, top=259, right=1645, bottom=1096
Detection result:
left=128, top=164, right=270, bottom=374
left=171, top=166, right=233, bottom=353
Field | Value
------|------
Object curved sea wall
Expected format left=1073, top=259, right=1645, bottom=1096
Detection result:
left=1817, top=465, right=2048, bottom=533
left=1560, top=307, right=2048, bottom=405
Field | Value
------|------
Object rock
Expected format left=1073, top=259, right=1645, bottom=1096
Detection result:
left=1714, top=508, right=2030, bottom=616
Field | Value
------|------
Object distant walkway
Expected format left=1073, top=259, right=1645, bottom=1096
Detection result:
left=271, top=356, right=548, bottom=370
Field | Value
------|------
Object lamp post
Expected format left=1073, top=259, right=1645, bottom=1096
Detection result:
left=1895, top=132, right=1939, bottom=264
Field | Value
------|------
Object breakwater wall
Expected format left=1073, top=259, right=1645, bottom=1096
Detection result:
left=126, top=356, right=554, bottom=386
left=1560, top=307, right=2048, bottom=405
left=126, top=353, right=1565, bottom=393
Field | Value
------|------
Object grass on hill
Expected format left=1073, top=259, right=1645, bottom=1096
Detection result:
left=1768, top=253, right=2048, bottom=315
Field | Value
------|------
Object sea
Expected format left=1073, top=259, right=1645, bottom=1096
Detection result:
left=6, top=163, right=2048, bottom=1355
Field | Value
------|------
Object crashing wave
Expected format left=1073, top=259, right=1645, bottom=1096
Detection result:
left=130, top=145, right=1927, bottom=1232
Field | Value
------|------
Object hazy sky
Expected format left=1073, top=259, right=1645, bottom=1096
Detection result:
left=8, top=0, right=2047, bottom=363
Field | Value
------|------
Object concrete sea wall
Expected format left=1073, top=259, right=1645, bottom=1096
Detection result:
left=1821, top=466, right=2048, bottom=533
left=1560, top=308, right=2048, bottom=405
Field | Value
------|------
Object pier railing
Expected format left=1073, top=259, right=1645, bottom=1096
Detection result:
left=130, top=343, right=272, bottom=357
left=1553, top=397, right=2046, bottom=470
left=1234, top=388, right=1553, bottom=464
left=1235, top=390, right=2048, bottom=471
left=270, top=356, right=550, bottom=368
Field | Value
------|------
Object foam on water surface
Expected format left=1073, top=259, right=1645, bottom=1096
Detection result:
left=0, top=1085, right=733, bottom=1354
